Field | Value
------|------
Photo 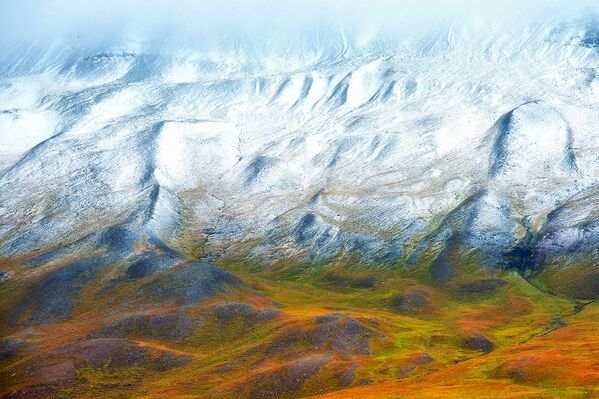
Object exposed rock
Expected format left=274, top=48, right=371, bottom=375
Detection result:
left=3, top=385, right=61, bottom=399
left=140, top=261, right=243, bottom=305
left=410, top=352, right=435, bottom=366
left=391, top=288, right=431, bottom=315
left=209, top=302, right=281, bottom=324
left=126, top=251, right=184, bottom=279
left=93, top=312, right=198, bottom=340
left=546, top=317, right=568, bottom=331
left=323, top=271, right=377, bottom=289
left=492, top=355, right=549, bottom=384
left=246, top=354, right=331, bottom=399
left=310, top=314, right=380, bottom=357
left=35, top=360, right=77, bottom=383
left=463, top=333, right=495, bottom=353
left=194, top=302, right=283, bottom=347
left=0, top=337, right=26, bottom=361
left=398, top=352, right=434, bottom=376
left=24, top=227, right=138, bottom=268
left=429, top=244, right=455, bottom=285
left=357, top=378, right=374, bottom=386
left=6, top=256, right=109, bottom=327
left=0, top=338, right=191, bottom=398
left=263, top=211, right=404, bottom=264
left=340, top=363, right=359, bottom=387
left=398, top=364, right=417, bottom=376
left=457, top=279, right=508, bottom=295
left=53, top=338, right=192, bottom=370
left=259, top=314, right=382, bottom=361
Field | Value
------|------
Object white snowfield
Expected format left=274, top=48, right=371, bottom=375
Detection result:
left=1, top=14, right=599, bottom=266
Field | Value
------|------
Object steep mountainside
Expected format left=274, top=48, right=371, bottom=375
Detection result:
left=3, top=3, right=599, bottom=398
left=2, top=17, right=599, bottom=271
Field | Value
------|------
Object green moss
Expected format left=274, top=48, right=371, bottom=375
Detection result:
left=532, top=258, right=599, bottom=300
left=77, top=363, right=145, bottom=386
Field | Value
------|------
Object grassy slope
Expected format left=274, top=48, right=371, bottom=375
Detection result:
left=129, top=254, right=575, bottom=398
left=311, top=301, right=599, bottom=399
left=1, top=250, right=595, bottom=399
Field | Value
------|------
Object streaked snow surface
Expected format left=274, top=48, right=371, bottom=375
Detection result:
left=2, top=4, right=599, bottom=265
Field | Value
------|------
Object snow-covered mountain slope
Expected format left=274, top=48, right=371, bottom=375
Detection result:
left=2, top=11, right=599, bottom=272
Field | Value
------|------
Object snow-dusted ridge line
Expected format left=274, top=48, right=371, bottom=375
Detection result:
left=1, top=14, right=599, bottom=269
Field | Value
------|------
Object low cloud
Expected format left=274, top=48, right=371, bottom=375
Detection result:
left=0, top=0, right=597, bottom=53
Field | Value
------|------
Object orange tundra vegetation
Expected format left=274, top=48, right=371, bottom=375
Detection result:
left=1, top=251, right=598, bottom=399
